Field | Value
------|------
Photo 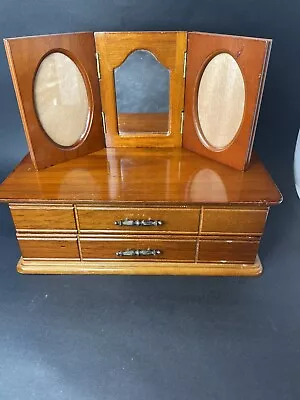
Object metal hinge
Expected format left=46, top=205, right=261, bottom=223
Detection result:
left=101, top=111, right=107, bottom=134
left=183, top=51, right=187, bottom=79
left=180, top=111, right=184, bottom=134
left=95, top=52, right=101, bottom=79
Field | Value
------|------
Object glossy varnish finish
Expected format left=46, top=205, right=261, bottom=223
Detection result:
left=80, top=235, right=197, bottom=262
left=0, top=148, right=281, bottom=276
left=0, top=148, right=282, bottom=205
left=17, top=234, right=80, bottom=260
left=4, top=32, right=105, bottom=170
left=76, top=206, right=200, bottom=233
left=197, top=237, right=260, bottom=263
left=183, top=32, right=271, bottom=170
left=200, top=206, right=269, bottom=235
left=17, top=257, right=263, bottom=276
left=95, top=31, right=187, bottom=147
left=10, top=204, right=76, bottom=232
left=117, top=113, right=169, bottom=135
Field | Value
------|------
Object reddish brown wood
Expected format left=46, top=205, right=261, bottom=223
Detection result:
left=4, top=32, right=105, bottom=170
left=183, top=32, right=271, bottom=170
left=0, top=148, right=282, bottom=205
left=76, top=206, right=200, bottom=233
left=80, top=235, right=197, bottom=261
left=18, top=235, right=79, bottom=259
left=94, top=31, right=187, bottom=148
left=118, top=113, right=169, bottom=134
left=200, top=206, right=269, bottom=236
left=197, top=237, right=260, bottom=263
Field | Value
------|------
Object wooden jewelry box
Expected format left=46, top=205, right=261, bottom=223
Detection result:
left=1, top=31, right=282, bottom=276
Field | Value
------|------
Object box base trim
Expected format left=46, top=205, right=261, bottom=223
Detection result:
left=17, top=257, right=263, bottom=277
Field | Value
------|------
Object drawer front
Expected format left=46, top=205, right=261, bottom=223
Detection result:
left=10, top=205, right=76, bottom=232
left=80, top=236, right=197, bottom=261
left=201, top=207, right=268, bottom=235
left=18, top=235, right=79, bottom=260
left=198, top=238, right=260, bottom=263
left=77, top=207, right=200, bottom=234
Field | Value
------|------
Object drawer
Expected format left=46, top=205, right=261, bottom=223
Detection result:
left=80, top=235, right=197, bottom=261
left=18, top=234, right=80, bottom=260
left=76, top=207, right=200, bottom=234
left=10, top=204, right=76, bottom=232
left=197, top=237, right=260, bottom=263
left=201, top=207, right=268, bottom=236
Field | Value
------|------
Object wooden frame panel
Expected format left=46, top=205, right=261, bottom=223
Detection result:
left=4, top=32, right=105, bottom=170
left=183, top=32, right=272, bottom=170
left=94, top=31, right=187, bottom=147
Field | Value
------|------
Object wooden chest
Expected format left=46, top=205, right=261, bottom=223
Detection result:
left=0, top=148, right=281, bottom=276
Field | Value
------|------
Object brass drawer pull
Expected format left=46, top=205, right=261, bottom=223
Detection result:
left=114, top=218, right=164, bottom=227
left=116, top=248, right=162, bottom=257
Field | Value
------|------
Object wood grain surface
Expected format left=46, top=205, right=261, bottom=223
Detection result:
left=95, top=31, right=186, bottom=147
left=183, top=32, right=271, bottom=170
left=80, top=235, right=197, bottom=261
left=76, top=206, right=200, bottom=233
left=4, top=32, right=105, bottom=170
left=0, top=148, right=282, bottom=205
left=17, top=256, right=263, bottom=276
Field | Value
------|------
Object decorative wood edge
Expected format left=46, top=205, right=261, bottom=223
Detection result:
left=17, top=256, right=263, bottom=276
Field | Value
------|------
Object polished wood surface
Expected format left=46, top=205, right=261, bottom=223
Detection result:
left=95, top=31, right=186, bottom=147
left=10, top=204, right=76, bottom=232
left=0, top=148, right=282, bottom=205
left=183, top=32, right=271, bottom=171
left=197, top=237, right=260, bottom=263
left=17, top=256, right=263, bottom=276
left=17, top=235, right=79, bottom=260
left=76, top=206, right=200, bottom=233
left=200, top=206, right=268, bottom=235
left=118, top=113, right=169, bottom=134
left=4, top=32, right=105, bottom=170
left=80, top=235, right=196, bottom=261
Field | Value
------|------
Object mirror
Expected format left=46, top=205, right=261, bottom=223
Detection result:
left=34, top=52, right=90, bottom=147
left=114, top=50, right=170, bottom=135
left=197, top=52, right=245, bottom=150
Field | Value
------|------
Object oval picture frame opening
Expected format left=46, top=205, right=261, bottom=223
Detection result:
left=197, top=52, right=245, bottom=150
left=34, top=52, right=90, bottom=148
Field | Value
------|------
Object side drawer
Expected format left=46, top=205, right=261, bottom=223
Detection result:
left=201, top=207, right=268, bottom=236
left=17, top=234, right=80, bottom=260
left=197, top=237, right=260, bottom=264
left=10, top=204, right=76, bottom=232
left=80, top=235, right=197, bottom=262
left=76, top=207, right=200, bottom=234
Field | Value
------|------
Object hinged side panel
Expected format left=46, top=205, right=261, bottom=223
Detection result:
left=183, top=32, right=271, bottom=171
left=4, top=32, right=105, bottom=170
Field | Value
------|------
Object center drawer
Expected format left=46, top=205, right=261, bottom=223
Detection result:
left=76, top=207, right=200, bottom=234
left=80, top=235, right=197, bottom=261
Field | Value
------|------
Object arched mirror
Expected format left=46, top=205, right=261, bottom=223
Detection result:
left=197, top=53, right=245, bottom=150
left=114, top=50, right=170, bottom=135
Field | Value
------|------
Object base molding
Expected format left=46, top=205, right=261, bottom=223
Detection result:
left=17, top=257, right=263, bottom=276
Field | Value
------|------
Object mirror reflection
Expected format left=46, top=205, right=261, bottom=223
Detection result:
left=114, top=50, right=170, bottom=135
